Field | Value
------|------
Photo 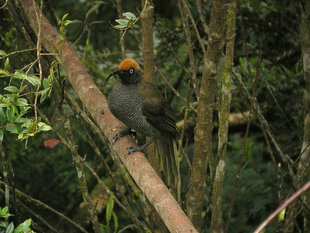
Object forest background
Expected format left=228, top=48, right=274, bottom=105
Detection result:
left=0, top=0, right=309, bottom=233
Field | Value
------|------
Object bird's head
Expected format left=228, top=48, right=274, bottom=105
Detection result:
left=104, top=58, right=141, bottom=86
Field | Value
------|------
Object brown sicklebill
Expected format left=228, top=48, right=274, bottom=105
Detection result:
left=104, top=58, right=180, bottom=201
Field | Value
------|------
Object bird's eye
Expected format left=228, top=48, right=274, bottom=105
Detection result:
left=129, top=68, right=134, bottom=74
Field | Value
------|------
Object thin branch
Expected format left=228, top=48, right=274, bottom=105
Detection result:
left=155, top=23, right=191, bottom=75
left=0, top=0, right=8, bottom=9
left=83, top=160, right=148, bottom=232
left=225, top=41, right=263, bottom=232
left=254, top=180, right=310, bottom=233
left=32, top=0, right=43, bottom=126
left=0, top=143, right=10, bottom=212
left=0, top=181, right=88, bottom=233
left=116, top=0, right=125, bottom=59
left=178, top=0, right=199, bottom=99
left=263, top=76, right=302, bottom=142
left=232, top=70, right=295, bottom=178
left=155, top=66, right=187, bottom=103
left=4, top=194, right=58, bottom=233
left=0, top=48, right=36, bottom=60
left=181, top=0, right=206, bottom=53
left=58, top=103, right=101, bottom=233
left=179, top=80, right=192, bottom=167
left=196, top=0, right=209, bottom=34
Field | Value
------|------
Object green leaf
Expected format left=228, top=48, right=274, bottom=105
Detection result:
left=18, top=84, right=27, bottom=93
left=26, top=75, right=41, bottom=86
left=14, top=71, right=41, bottom=86
left=112, top=212, right=118, bottom=233
left=14, top=219, right=32, bottom=233
left=0, top=50, right=6, bottom=56
left=62, top=13, right=69, bottom=21
left=114, top=25, right=127, bottom=29
left=4, top=58, right=10, bottom=71
left=0, top=207, right=9, bottom=217
left=37, top=122, right=52, bottom=132
left=115, top=19, right=129, bottom=26
left=106, top=194, right=114, bottom=225
left=100, top=225, right=109, bottom=233
left=6, top=107, right=14, bottom=122
left=6, top=124, right=19, bottom=134
left=18, top=133, right=24, bottom=140
left=0, top=102, right=10, bottom=108
left=19, top=106, right=31, bottom=116
left=56, top=16, right=61, bottom=25
left=86, top=2, right=103, bottom=19
left=53, top=45, right=59, bottom=54
left=21, top=119, right=34, bottom=129
left=40, top=88, right=50, bottom=103
left=43, top=77, right=51, bottom=89
left=123, top=12, right=136, bottom=19
left=16, top=98, right=28, bottom=107
left=15, top=118, right=29, bottom=124
left=64, top=20, right=72, bottom=26
left=0, top=129, right=4, bottom=142
left=0, top=221, right=7, bottom=228
left=278, top=208, right=286, bottom=222
left=4, top=86, right=18, bottom=93
left=0, top=69, right=10, bottom=76
left=144, top=5, right=154, bottom=13
left=14, top=70, right=27, bottom=79
left=6, top=222, right=14, bottom=233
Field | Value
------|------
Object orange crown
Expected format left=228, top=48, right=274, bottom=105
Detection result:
left=118, top=58, right=140, bottom=71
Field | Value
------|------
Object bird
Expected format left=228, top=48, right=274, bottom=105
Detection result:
left=104, top=58, right=180, bottom=200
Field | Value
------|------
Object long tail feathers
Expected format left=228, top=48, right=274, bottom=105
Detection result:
left=156, top=137, right=181, bottom=202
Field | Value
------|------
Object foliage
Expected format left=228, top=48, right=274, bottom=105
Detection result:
left=0, top=65, right=52, bottom=146
left=0, top=0, right=305, bottom=232
left=0, top=207, right=34, bottom=233
left=113, top=0, right=153, bottom=40
left=100, top=194, right=118, bottom=233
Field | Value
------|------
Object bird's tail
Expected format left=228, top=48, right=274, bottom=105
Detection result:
left=156, top=137, right=181, bottom=202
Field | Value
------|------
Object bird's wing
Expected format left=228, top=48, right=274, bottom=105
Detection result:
left=139, top=81, right=179, bottom=140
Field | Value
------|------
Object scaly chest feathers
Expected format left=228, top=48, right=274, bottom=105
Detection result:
left=108, top=82, right=160, bottom=137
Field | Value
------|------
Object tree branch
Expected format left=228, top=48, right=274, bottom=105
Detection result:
left=254, top=181, right=310, bottom=233
left=186, top=0, right=226, bottom=230
left=0, top=181, right=88, bottom=233
left=211, top=1, right=237, bottom=233
left=17, top=0, right=198, bottom=232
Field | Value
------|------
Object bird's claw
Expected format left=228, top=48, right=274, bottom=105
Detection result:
left=125, top=146, right=148, bottom=157
left=113, top=128, right=136, bottom=143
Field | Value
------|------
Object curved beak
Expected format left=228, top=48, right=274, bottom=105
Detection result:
left=104, top=70, right=120, bottom=86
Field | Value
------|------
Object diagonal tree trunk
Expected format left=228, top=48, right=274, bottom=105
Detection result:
left=15, top=0, right=198, bottom=232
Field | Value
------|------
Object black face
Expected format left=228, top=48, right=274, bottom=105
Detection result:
left=104, top=68, right=141, bottom=86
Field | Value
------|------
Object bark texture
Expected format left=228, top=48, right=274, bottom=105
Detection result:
left=141, top=0, right=155, bottom=83
left=17, top=0, right=198, bottom=232
left=284, top=2, right=310, bottom=232
left=140, top=1, right=167, bottom=232
left=211, top=2, right=237, bottom=233
left=186, top=0, right=226, bottom=230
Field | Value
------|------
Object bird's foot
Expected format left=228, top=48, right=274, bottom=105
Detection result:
left=113, top=128, right=136, bottom=143
left=125, top=145, right=148, bottom=157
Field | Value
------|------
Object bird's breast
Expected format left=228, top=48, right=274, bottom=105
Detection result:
left=108, top=83, right=160, bottom=137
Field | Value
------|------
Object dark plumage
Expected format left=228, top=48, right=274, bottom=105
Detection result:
left=104, top=58, right=180, bottom=200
